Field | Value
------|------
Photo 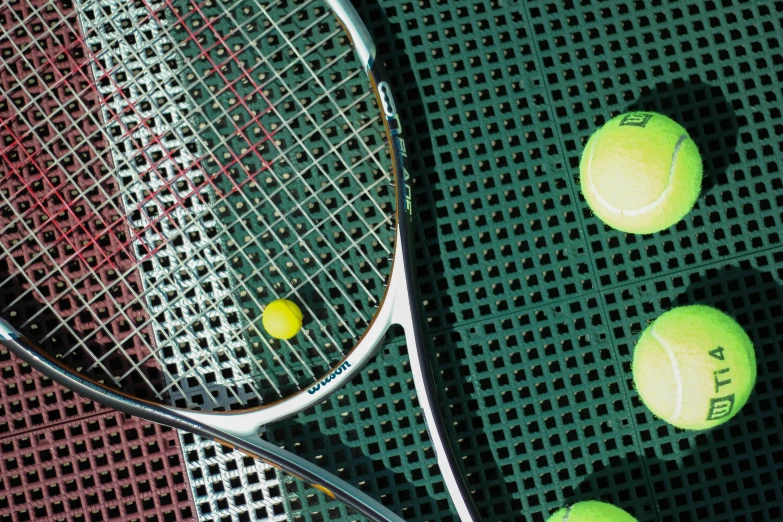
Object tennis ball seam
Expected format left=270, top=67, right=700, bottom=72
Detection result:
left=284, top=300, right=304, bottom=321
left=562, top=506, right=572, bottom=522
left=649, top=327, right=683, bottom=422
left=586, top=132, right=689, bottom=216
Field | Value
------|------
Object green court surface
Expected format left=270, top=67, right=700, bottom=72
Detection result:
left=268, top=1, right=782, bottom=521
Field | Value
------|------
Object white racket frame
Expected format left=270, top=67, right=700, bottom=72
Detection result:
left=0, top=1, right=480, bottom=520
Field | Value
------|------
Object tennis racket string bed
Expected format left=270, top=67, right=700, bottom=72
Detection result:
left=78, top=0, right=295, bottom=518
left=0, top=0, right=480, bottom=521
left=0, top=1, right=296, bottom=518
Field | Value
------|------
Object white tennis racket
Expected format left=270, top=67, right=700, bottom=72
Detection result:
left=0, top=0, right=479, bottom=520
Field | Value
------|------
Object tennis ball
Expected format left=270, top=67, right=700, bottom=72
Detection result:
left=262, top=299, right=303, bottom=340
left=579, top=111, right=702, bottom=234
left=633, top=305, right=756, bottom=430
left=546, top=501, right=637, bottom=522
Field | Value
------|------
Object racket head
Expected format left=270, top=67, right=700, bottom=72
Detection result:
left=0, top=0, right=406, bottom=420
left=0, top=1, right=481, bottom=520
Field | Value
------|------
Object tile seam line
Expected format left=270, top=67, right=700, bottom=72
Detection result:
left=426, top=242, right=783, bottom=337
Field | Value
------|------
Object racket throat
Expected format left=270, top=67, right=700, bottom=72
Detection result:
left=387, top=251, right=483, bottom=521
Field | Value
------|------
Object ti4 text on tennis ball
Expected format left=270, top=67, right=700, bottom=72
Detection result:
left=632, top=305, right=756, bottom=430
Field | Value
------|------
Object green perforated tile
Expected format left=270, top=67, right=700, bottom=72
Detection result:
left=271, top=1, right=783, bottom=521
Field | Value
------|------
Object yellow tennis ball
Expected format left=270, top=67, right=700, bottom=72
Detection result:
left=579, top=111, right=702, bottom=234
left=262, top=299, right=303, bottom=340
left=546, top=501, right=637, bottom=522
left=633, top=305, right=756, bottom=430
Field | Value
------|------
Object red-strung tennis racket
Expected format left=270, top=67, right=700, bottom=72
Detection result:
left=0, top=0, right=479, bottom=520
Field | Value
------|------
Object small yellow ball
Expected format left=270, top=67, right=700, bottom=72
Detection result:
left=262, top=299, right=303, bottom=340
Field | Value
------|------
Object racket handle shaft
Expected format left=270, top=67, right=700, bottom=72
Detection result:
left=0, top=320, right=405, bottom=522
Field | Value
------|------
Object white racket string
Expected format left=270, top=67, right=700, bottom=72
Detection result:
left=0, top=0, right=396, bottom=409
left=137, top=0, right=394, bottom=397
